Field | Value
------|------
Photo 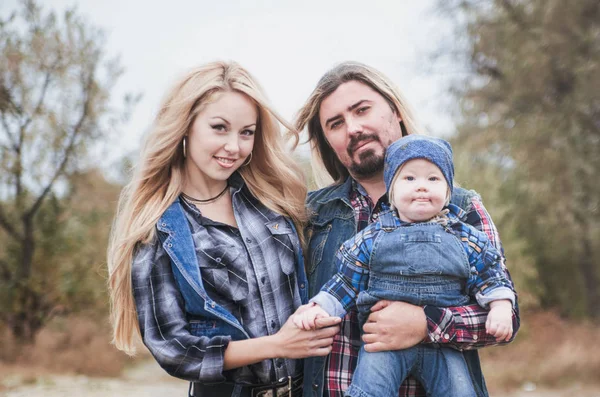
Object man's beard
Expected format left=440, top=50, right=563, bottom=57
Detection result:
left=347, top=134, right=385, bottom=178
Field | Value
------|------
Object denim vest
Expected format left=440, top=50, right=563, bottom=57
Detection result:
left=303, top=178, right=488, bottom=397
left=156, top=199, right=308, bottom=395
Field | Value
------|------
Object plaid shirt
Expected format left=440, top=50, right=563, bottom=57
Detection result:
left=323, top=181, right=519, bottom=397
left=314, top=204, right=515, bottom=317
left=132, top=175, right=302, bottom=384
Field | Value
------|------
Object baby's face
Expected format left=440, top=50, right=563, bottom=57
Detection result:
left=391, top=159, right=448, bottom=223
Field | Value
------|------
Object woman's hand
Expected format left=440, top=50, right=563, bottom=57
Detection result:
left=272, top=304, right=341, bottom=359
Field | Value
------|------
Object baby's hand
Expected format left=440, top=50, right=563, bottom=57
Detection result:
left=292, top=302, right=330, bottom=330
left=486, top=300, right=513, bottom=341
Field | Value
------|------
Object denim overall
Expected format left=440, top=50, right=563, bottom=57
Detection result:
left=346, top=210, right=477, bottom=397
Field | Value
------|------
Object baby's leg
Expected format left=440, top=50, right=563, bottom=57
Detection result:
left=344, top=346, right=418, bottom=397
left=414, top=346, right=477, bottom=397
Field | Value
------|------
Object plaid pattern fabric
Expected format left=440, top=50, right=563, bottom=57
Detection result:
left=323, top=181, right=517, bottom=397
left=132, top=176, right=302, bottom=384
left=316, top=205, right=514, bottom=317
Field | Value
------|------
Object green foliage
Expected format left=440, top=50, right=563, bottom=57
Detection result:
left=444, top=0, right=600, bottom=318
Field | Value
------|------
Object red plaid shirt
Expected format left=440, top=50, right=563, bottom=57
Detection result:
left=323, top=181, right=518, bottom=397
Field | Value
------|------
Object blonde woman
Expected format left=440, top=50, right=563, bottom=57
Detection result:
left=108, top=61, right=340, bottom=397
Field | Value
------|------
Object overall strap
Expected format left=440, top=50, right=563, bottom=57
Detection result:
left=378, top=210, right=398, bottom=230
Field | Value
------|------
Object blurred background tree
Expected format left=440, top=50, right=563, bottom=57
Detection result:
left=0, top=0, right=134, bottom=343
left=440, top=0, right=600, bottom=318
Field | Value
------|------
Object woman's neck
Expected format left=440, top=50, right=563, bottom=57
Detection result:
left=182, top=171, right=228, bottom=201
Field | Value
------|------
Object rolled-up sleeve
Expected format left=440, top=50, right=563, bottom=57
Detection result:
left=423, top=195, right=520, bottom=349
left=132, top=239, right=231, bottom=383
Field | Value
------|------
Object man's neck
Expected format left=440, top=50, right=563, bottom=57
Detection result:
left=353, top=172, right=386, bottom=203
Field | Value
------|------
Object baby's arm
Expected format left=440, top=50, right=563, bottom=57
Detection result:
left=292, top=302, right=331, bottom=330
left=461, top=222, right=516, bottom=341
left=486, top=300, right=513, bottom=341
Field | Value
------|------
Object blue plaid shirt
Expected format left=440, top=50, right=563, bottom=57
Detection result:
left=313, top=205, right=515, bottom=317
left=132, top=174, right=303, bottom=384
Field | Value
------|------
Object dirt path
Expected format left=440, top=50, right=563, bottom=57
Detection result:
left=1, top=360, right=188, bottom=397
left=2, top=359, right=600, bottom=397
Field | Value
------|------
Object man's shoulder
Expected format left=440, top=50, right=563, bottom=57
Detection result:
left=306, top=181, right=351, bottom=211
left=450, top=186, right=481, bottom=211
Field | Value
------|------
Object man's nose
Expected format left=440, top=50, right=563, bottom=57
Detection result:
left=346, top=116, right=362, bottom=135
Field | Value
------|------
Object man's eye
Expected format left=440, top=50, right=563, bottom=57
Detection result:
left=331, top=120, right=343, bottom=129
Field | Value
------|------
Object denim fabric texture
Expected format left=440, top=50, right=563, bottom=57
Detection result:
left=345, top=345, right=476, bottom=397
left=132, top=174, right=308, bottom=397
left=303, top=178, right=491, bottom=397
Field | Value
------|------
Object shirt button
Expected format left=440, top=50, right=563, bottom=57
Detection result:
left=300, top=283, right=305, bottom=289
left=271, top=320, right=276, bottom=328
left=261, top=277, right=266, bottom=284
left=276, top=360, right=283, bottom=368
left=473, top=335, right=478, bottom=340
left=313, top=384, right=319, bottom=390
left=210, top=302, right=216, bottom=308
left=246, top=238, right=252, bottom=243
left=444, top=333, right=450, bottom=340
left=215, top=257, right=221, bottom=263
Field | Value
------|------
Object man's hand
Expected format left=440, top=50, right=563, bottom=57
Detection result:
left=362, top=300, right=427, bottom=352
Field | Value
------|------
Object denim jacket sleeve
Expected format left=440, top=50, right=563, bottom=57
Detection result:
left=423, top=189, right=520, bottom=349
left=132, top=238, right=231, bottom=383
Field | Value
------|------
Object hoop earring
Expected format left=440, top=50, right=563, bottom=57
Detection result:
left=242, top=152, right=252, bottom=166
left=182, top=136, right=187, bottom=158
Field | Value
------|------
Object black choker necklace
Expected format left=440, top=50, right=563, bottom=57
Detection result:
left=181, top=184, right=229, bottom=204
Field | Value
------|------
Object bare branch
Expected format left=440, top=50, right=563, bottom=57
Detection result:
left=20, top=66, right=55, bottom=133
left=25, top=76, right=93, bottom=219
left=0, top=107, right=19, bottom=151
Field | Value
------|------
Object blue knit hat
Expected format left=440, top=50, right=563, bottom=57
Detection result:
left=384, top=135, right=454, bottom=193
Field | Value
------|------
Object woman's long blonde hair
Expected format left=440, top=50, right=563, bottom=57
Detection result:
left=107, top=61, right=307, bottom=355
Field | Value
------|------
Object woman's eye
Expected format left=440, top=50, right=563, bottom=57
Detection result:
left=241, top=129, right=255, bottom=137
left=405, top=176, right=414, bottom=181
left=429, top=176, right=440, bottom=181
left=211, top=124, right=226, bottom=131
left=357, top=106, right=369, bottom=114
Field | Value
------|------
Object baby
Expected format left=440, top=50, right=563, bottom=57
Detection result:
left=294, top=135, right=515, bottom=397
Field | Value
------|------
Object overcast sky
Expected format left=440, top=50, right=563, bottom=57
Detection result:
left=4, top=0, right=460, bottom=167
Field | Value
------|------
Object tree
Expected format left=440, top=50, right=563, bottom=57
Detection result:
left=0, top=0, right=132, bottom=341
left=442, top=0, right=600, bottom=318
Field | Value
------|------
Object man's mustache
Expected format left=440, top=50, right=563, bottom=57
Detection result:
left=347, top=134, right=381, bottom=157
